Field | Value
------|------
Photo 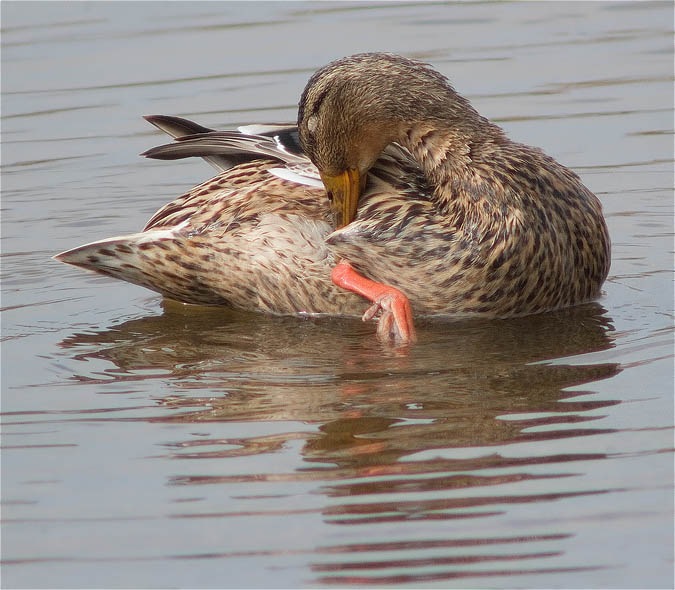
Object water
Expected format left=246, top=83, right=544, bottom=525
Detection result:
left=1, top=2, right=673, bottom=588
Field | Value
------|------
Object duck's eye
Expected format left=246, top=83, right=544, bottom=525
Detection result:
left=306, top=114, right=319, bottom=135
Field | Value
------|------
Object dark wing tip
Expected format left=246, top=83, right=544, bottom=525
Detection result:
left=143, top=115, right=214, bottom=139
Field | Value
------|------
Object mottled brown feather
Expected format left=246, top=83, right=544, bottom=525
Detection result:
left=56, top=53, right=610, bottom=322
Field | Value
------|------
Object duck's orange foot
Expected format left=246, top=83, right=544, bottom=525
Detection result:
left=331, top=260, right=417, bottom=344
left=362, top=293, right=417, bottom=344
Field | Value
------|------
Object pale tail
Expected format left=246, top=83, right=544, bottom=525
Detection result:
left=53, top=226, right=204, bottom=302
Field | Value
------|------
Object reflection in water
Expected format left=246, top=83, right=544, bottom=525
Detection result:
left=58, top=303, right=620, bottom=584
left=312, top=541, right=597, bottom=586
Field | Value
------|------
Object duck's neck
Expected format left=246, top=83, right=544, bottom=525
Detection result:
left=396, top=112, right=504, bottom=205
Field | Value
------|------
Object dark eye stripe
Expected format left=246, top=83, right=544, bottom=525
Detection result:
left=299, top=76, right=330, bottom=123
left=309, top=85, right=330, bottom=117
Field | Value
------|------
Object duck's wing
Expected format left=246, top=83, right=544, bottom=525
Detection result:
left=139, top=119, right=323, bottom=231
left=143, top=115, right=306, bottom=173
left=141, top=117, right=434, bottom=237
left=53, top=158, right=346, bottom=311
left=55, top=116, right=341, bottom=310
left=143, top=114, right=214, bottom=139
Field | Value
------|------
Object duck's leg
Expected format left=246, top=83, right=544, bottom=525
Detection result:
left=331, top=260, right=417, bottom=344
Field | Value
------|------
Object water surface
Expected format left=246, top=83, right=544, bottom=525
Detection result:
left=2, top=2, right=673, bottom=588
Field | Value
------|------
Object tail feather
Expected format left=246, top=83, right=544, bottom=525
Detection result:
left=142, top=115, right=306, bottom=173
left=143, top=114, right=214, bottom=139
left=53, top=228, right=228, bottom=306
left=54, top=232, right=173, bottom=290
left=143, top=114, right=236, bottom=172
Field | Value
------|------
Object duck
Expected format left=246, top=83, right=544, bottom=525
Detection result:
left=55, top=52, right=611, bottom=344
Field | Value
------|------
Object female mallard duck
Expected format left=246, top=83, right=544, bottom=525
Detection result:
left=56, top=52, right=610, bottom=343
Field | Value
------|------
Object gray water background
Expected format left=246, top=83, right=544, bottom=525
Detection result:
left=2, top=2, right=674, bottom=588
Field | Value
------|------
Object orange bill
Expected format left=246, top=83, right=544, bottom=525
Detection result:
left=320, top=168, right=365, bottom=228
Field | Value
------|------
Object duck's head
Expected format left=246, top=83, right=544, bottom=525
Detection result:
left=297, top=52, right=475, bottom=227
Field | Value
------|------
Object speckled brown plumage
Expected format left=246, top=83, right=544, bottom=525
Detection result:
left=60, top=157, right=364, bottom=315
left=55, top=52, right=610, bottom=325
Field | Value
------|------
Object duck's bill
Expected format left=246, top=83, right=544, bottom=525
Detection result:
left=320, top=168, right=364, bottom=228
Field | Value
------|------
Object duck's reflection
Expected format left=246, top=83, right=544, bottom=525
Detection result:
left=59, top=301, right=619, bottom=467
left=59, top=302, right=620, bottom=585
